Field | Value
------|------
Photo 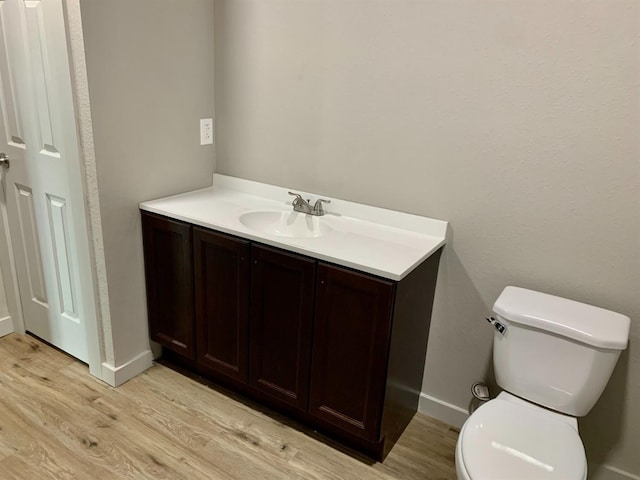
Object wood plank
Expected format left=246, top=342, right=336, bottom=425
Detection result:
left=0, top=334, right=458, bottom=479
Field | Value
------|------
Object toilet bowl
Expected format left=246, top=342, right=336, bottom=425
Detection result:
left=455, top=286, right=630, bottom=480
left=455, top=392, right=586, bottom=480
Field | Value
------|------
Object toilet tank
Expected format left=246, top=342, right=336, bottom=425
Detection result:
left=492, top=286, right=630, bottom=417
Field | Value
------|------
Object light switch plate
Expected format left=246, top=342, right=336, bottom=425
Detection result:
left=200, top=118, right=213, bottom=145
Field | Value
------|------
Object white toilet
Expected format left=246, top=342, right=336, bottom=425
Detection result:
left=455, top=286, right=630, bottom=480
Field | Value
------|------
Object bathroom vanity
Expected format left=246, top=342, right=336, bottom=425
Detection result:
left=140, top=175, right=447, bottom=460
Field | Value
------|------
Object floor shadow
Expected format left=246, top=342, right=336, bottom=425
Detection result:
left=156, top=356, right=378, bottom=466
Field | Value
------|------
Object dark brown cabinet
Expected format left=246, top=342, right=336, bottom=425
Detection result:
left=193, top=227, right=250, bottom=382
left=141, top=210, right=442, bottom=460
left=141, top=212, right=195, bottom=359
left=309, top=263, right=394, bottom=441
left=249, top=244, right=315, bottom=411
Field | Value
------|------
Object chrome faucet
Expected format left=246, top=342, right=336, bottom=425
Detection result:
left=288, top=191, right=331, bottom=216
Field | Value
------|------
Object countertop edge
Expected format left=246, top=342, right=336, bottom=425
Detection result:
left=140, top=177, right=447, bottom=281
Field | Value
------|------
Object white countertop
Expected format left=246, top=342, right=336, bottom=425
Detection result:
left=140, top=175, right=447, bottom=280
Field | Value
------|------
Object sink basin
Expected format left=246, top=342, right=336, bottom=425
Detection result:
left=239, top=211, right=332, bottom=238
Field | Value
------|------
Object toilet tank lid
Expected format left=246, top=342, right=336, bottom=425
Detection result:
left=493, top=286, right=630, bottom=349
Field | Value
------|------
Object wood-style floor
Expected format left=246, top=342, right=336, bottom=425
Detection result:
left=0, top=333, right=458, bottom=479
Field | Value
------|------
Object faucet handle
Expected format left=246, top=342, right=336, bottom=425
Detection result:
left=288, top=191, right=304, bottom=203
left=288, top=191, right=313, bottom=213
left=312, top=198, right=331, bottom=216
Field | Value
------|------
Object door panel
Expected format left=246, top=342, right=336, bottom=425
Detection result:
left=24, top=0, right=59, bottom=156
left=194, top=227, right=250, bottom=382
left=141, top=212, right=195, bottom=359
left=249, top=244, right=315, bottom=410
left=13, top=183, right=47, bottom=305
left=0, top=2, right=25, bottom=147
left=0, top=0, right=89, bottom=362
left=309, top=263, right=395, bottom=441
left=46, top=194, right=78, bottom=321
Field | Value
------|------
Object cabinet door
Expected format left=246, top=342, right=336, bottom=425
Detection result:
left=141, top=212, right=195, bottom=359
left=250, top=245, right=315, bottom=410
left=194, top=227, right=250, bottom=382
left=309, top=263, right=395, bottom=441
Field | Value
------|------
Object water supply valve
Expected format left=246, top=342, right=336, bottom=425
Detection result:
left=471, top=382, right=491, bottom=402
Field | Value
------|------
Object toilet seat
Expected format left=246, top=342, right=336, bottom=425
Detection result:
left=457, top=396, right=587, bottom=480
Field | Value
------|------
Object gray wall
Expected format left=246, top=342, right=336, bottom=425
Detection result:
left=80, top=0, right=215, bottom=365
left=214, top=0, right=640, bottom=476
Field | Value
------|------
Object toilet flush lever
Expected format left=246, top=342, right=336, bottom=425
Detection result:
left=486, top=316, right=507, bottom=335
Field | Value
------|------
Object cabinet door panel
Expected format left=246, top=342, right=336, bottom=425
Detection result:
left=194, top=227, right=250, bottom=382
left=141, top=212, right=195, bottom=359
left=250, top=245, right=315, bottom=410
left=309, top=263, right=394, bottom=441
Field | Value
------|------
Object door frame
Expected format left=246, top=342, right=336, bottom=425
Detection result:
left=0, top=0, right=113, bottom=383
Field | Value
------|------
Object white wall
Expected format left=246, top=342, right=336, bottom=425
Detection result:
left=213, top=1, right=640, bottom=477
left=80, top=0, right=215, bottom=369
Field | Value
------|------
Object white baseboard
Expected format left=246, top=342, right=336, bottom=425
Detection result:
left=589, top=464, right=640, bottom=480
left=418, top=392, right=469, bottom=429
left=0, top=315, right=13, bottom=337
left=101, top=349, right=153, bottom=387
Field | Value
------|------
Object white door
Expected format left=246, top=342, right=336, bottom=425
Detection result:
left=0, top=0, right=88, bottom=362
